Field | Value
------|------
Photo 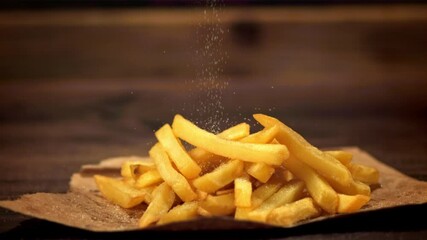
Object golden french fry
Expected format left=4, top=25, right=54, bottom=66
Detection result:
left=134, top=169, right=163, bottom=189
left=337, top=194, right=370, bottom=213
left=245, top=162, right=275, bottom=183
left=234, top=173, right=252, bottom=208
left=94, top=175, right=152, bottom=208
left=254, top=114, right=352, bottom=185
left=283, top=155, right=338, bottom=214
left=192, top=159, right=243, bottom=193
left=157, top=201, right=199, bottom=225
left=267, top=198, right=320, bottom=227
left=246, top=180, right=305, bottom=222
left=199, top=193, right=235, bottom=216
left=235, top=176, right=283, bottom=220
left=188, top=122, right=250, bottom=163
left=217, top=122, right=251, bottom=140
left=121, top=160, right=155, bottom=179
left=139, top=182, right=175, bottom=227
left=348, top=163, right=379, bottom=185
left=155, top=124, right=201, bottom=179
left=173, top=115, right=288, bottom=165
left=329, top=178, right=371, bottom=196
left=239, top=125, right=279, bottom=144
left=325, top=150, right=353, bottom=166
left=149, top=144, right=197, bottom=202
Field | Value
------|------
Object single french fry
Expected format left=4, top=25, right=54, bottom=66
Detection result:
left=199, top=193, right=235, bottom=216
left=94, top=175, right=152, bottom=209
left=134, top=169, right=163, bottom=189
left=325, top=150, right=353, bottom=166
left=348, top=163, right=380, bottom=185
left=267, top=198, right=320, bottom=227
left=157, top=201, right=199, bottom=225
left=139, top=182, right=175, bottom=228
left=239, top=125, right=279, bottom=144
left=121, top=160, right=155, bottom=179
left=173, top=115, right=288, bottom=165
left=235, top=177, right=283, bottom=220
left=254, top=114, right=352, bottom=185
left=283, top=155, right=338, bottom=214
left=155, top=124, right=201, bottom=179
left=188, top=122, right=250, bottom=163
left=149, top=144, right=197, bottom=202
left=246, top=180, right=305, bottom=222
left=234, top=173, right=252, bottom=208
left=329, top=178, right=371, bottom=196
left=246, top=162, right=275, bottom=183
left=217, top=122, right=251, bottom=140
left=337, top=194, right=370, bottom=213
left=192, top=159, right=244, bottom=193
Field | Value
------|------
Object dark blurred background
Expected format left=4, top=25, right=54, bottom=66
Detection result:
left=0, top=0, right=427, bottom=204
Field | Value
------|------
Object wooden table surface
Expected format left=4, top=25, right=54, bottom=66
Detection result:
left=0, top=5, right=427, bottom=239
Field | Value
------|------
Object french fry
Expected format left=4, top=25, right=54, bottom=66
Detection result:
left=267, top=198, right=320, bottom=227
left=239, top=125, right=279, bottom=144
left=188, top=122, right=250, bottom=163
left=134, top=169, right=163, bottom=189
left=283, top=155, right=338, bottom=214
left=157, top=201, right=199, bottom=225
left=348, top=163, right=379, bottom=185
left=192, top=159, right=243, bottom=193
left=246, top=180, right=305, bottom=222
left=253, top=114, right=352, bottom=185
left=325, top=150, right=353, bottom=166
left=199, top=193, right=235, bottom=216
left=245, top=162, right=275, bottom=183
left=329, top=178, right=371, bottom=196
left=337, top=194, right=370, bottom=213
left=139, top=182, right=175, bottom=227
left=234, top=173, right=252, bottom=208
left=149, top=144, right=197, bottom=202
left=173, top=115, right=288, bottom=165
left=120, top=160, right=155, bottom=179
left=94, top=175, right=152, bottom=209
left=155, top=124, right=201, bottom=179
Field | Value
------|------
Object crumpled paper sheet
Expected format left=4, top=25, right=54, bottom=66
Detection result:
left=1, top=147, right=426, bottom=232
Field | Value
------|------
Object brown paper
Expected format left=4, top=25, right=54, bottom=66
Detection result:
left=1, top=147, right=427, bottom=232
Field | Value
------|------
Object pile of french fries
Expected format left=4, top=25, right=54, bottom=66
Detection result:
left=94, top=114, right=379, bottom=228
